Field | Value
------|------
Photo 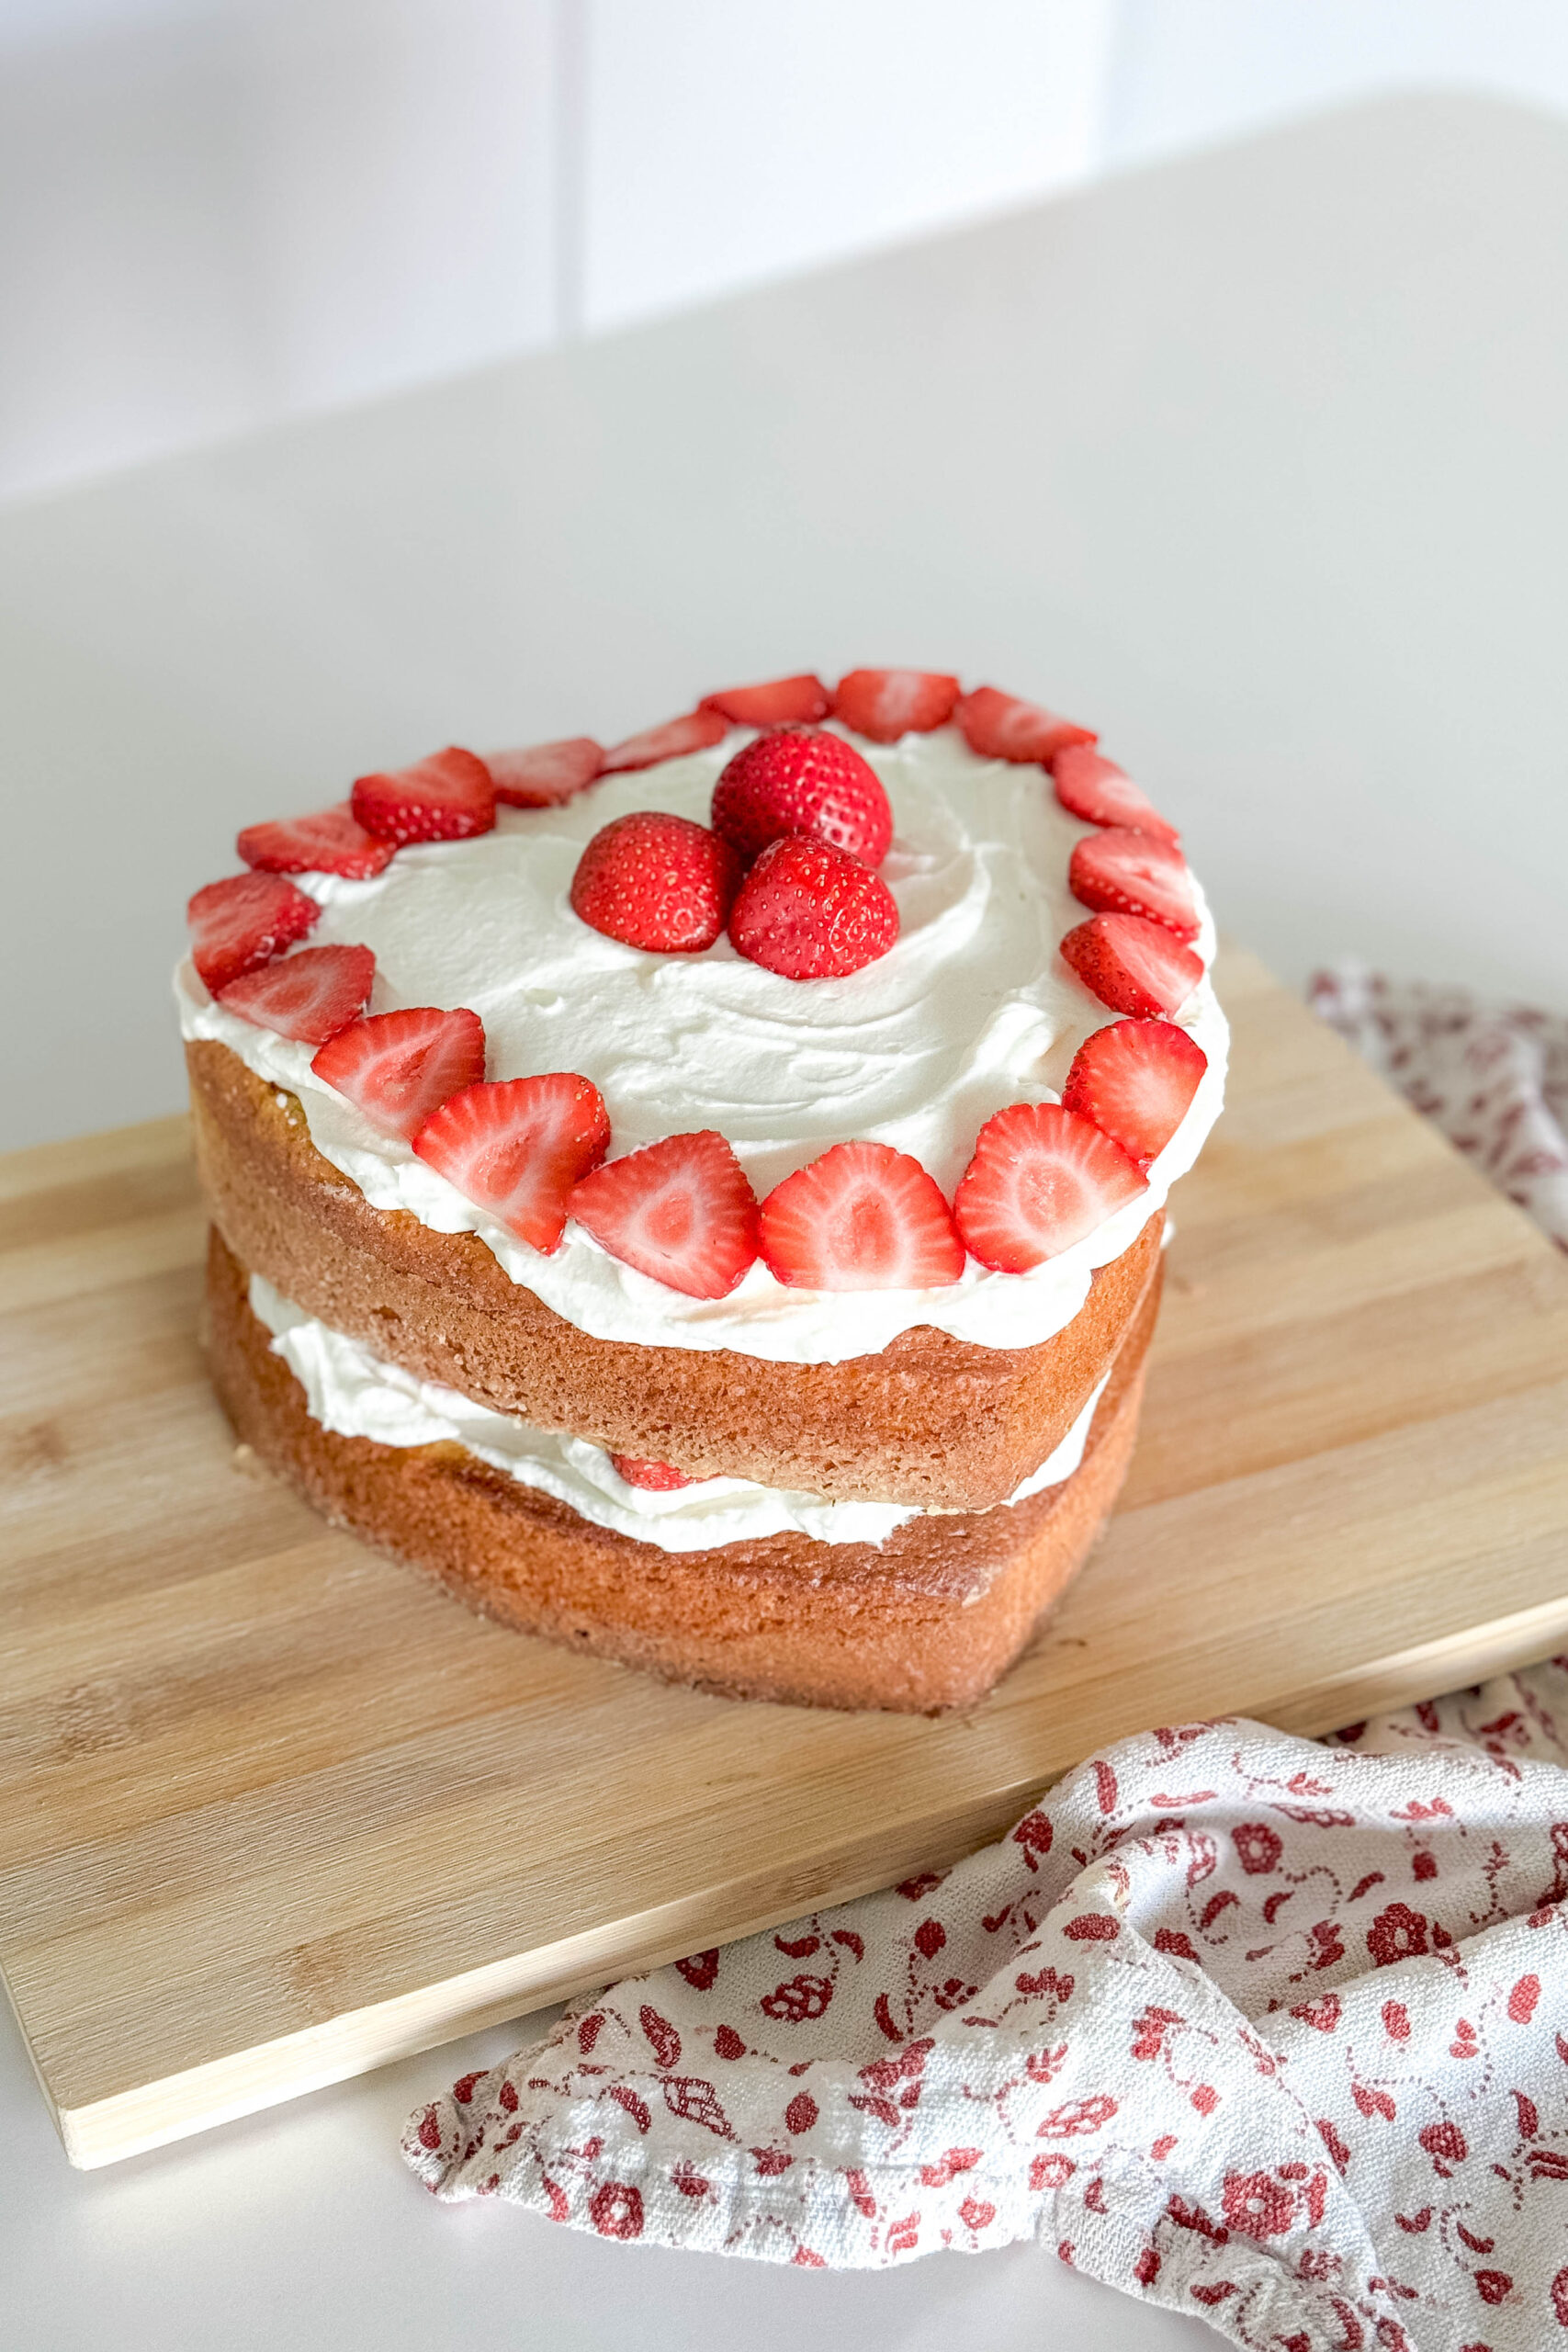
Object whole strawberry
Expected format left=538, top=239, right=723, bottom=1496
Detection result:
left=728, top=835, right=898, bottom=980
left=570, top=810, right=740, bottom=952
left=711, top=726, right=892, bottom=865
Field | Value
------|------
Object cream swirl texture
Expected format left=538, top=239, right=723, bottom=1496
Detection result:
left=179, top=725, right=1226, bottom=1363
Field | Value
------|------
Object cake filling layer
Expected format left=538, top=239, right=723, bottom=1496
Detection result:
left=251, top=1274, right=1109, bottom=1553
left=181, top=724, right=1226, bottom=1363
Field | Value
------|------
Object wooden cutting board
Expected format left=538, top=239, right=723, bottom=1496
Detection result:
left=5, top=947, right=1568, bottom=2170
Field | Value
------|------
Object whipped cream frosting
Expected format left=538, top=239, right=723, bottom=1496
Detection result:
left=179, top=724, right=1226, bottom=1364
left=250, top=1273, right=1109, bottom=1553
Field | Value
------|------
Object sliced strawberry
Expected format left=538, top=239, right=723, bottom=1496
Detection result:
left=728, top=835, right=898, bottom=979
left=953, top=1102, right=1147, bottom=1272
left=570, top=1131, right=759, bottom=1299
left=831, top=669, right=961, bottom=742
left=310, top=1006, right=487, bottom=1141
left=759, top=1142, right=963, bottom=1291
left=1069, top=827, right=1200, bottom=941
left=699, top=674, right=830, bottom=727
left=216, top=942, right=375, bottom=1046
left=1060, top=912, right=1203, bottom=1019
left=487, top=738, right=604, bottom=807
left=953, top=684, right=1096, bottom=766
left=599, top=709, right=729, bottom=774
left=412, top=1073, right=610, bottom=1253
left=1062, top=1020, right=1207, bottom=1169
left=351, top=747, right=496, bottom=846
left=609, top=1453, right=695, bottom=1491
left=187, top=871, right=321, bottom=993
left=237, top=801, right=395, bottom=880
left=1052, top=744, right=1179, bottom=840
left=710, top=725, right=891, bottom=865
left=570, top=811, right=740, bottom=952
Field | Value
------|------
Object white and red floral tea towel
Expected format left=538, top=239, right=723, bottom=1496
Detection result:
left=404, top=972, right=1568, bottom=2351
left=406, top=1680, right=1568, bottom=2347
left=1308, top=964, right=1568, bottom=1253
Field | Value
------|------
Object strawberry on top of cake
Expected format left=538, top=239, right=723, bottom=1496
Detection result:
left=177, top=670, right=1226, bottom=1367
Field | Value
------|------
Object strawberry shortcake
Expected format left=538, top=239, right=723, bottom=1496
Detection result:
left=179, top=668, right=1226, bottom=1711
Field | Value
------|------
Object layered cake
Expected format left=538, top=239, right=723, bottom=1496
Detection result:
left=178, top=668, right=1226, bottom=1712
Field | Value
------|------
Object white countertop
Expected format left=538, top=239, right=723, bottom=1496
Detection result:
left=5, top=90, right=1568, bottom=2350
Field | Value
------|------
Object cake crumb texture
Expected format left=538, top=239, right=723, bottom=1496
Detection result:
left=189, top=1037, right=1162, bottom=1510
left=206, top=1226, right=1156, bottom=1713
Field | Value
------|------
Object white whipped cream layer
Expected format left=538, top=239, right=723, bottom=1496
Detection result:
left=180, top=724, right=1226, bottom=1363
left=251, top=1274, right=1108, bottom=1553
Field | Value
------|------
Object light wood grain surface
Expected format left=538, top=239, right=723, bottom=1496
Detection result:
left=4, top=947, right=1567, bottom=2170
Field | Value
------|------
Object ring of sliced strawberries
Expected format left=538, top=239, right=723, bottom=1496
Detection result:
left=186, top=668, right=1211, bottom=1331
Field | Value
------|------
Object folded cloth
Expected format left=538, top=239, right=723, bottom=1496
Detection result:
left=404, top=974, right=1568, bottom=2348
left=406, top=1677, right=1568, bottom=2345
left=1308, top=962, right=1568, bottom=1251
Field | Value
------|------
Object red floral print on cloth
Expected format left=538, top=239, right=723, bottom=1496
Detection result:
left=1309, top=963, right=1568, bottom=1251
left=405, top=1663, right=1568, bottom=2351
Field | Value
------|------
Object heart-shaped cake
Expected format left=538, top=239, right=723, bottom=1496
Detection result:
left=178, top=668, right=1227, bottom=1710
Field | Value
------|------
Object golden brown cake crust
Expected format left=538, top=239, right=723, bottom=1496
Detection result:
left=206, top=1226, right=1155, bottom=1713
left=188, top=1038, right=1164, bottom=1509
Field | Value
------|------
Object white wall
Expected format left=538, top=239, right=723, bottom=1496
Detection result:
left=0, top=0, right=560, bottom=496
left=576, top=0, right=1113, bottom=331
left=1103, top=0, right=1568, bottom=163
left=7, top=0, right=1568, bottom=503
